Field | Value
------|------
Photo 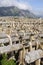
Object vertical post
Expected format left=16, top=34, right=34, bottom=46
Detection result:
left=29, top=41, right=32, bottom=51
left=26, top=49, right=28, bottom=53
left=22, top=46, right=25, bottom=65
left=36, top=40, right=40, bottom=50
left=35, top=59, right=40, bottom=65
left=19, top=50, right=23, bottom=65
left=39, top=43, right=43, bottom=50
left=6, top=34, right=12, bottom=45
left=6, top=34, right=15, bottom=60
left=13, top=21, right=14, bottom=28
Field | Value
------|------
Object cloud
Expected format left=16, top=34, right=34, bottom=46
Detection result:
left=0, top=0, right=32, bottom=11
left=14, top=2, right=32, bottom=10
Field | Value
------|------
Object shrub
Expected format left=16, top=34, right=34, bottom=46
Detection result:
left=8, top=59, right=16, bottom=65
left=1, top=54, right=16, bottom=65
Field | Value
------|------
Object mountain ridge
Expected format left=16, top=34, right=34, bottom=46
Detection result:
left=0, top=6, right=36, bottom=18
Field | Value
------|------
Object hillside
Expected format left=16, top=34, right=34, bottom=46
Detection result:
left=0, top=6, right=36, bottom=18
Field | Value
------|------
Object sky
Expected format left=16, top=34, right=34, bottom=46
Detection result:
left=0, top=0, right=43, bottom=16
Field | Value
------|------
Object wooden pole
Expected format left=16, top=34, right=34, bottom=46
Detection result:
left=36, top=40, right=40, bottom=50
left=6, top=34, right=15, bottom=60
left=35, top=59, right=40, bottom=65
left=22, top=46, right=25, bottom=65
left=6, top=34, right=12, bottom=45
left=29, top=41, right=32, bottom=51
left=19, top=50, right=23, bottom=65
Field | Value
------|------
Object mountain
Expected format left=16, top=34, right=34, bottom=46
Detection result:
left=0, top=6, right=36, bottom=18
left=38, top=15, right=43, bottom=18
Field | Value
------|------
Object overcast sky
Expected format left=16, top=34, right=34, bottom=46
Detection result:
left=0, top=0, right=43, bottom=16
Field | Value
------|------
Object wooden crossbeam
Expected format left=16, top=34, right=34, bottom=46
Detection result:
left=0, top=33, right=19, bottom=44
left=0, top=44, right=23, bottom=54
left=24, top=49, right=43, bottom=64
